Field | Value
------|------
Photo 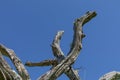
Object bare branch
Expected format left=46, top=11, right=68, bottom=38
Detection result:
left=38, top=11, right=97, bottom=80
left=51, top=31, right=65, bottom=59
left=65, top=68, right=80, bottom=80
left=0, top=51, right=22, bottom=80
left=25, top=59, right=58, bottom=67
left=0, top=44, right=10, bottom=57
left=0, top=44, right=30, bottom=80
left=51, top=31, right=80, bottom=79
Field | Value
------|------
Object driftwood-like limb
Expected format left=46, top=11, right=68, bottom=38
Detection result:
left=25, top=11, right=97, bottom=80
left=0, top=51, right=22, bottom=80
left=38, top=11, right=97, bottom=80
left=25, top=59, right=58, bottom=67
left=65, top=68, right=79, bottom=80
left=0, top=10, right=96, bottom=80
left=51, top=31, right=65, bottom=59
left=51, top=30, right=80, bottom=79
left=0, top=44, right=30, bottom=80
left=26, top=31, right=65, bottom=67
left=25, top=30, right=79, bottom=80
left=26, top=30, right=80, bottom=80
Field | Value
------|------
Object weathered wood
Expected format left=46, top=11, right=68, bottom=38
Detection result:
left=0, top=51, right=22, bottom=80
left=26, top=30, right=80, bottom=80
left=25, top=59, right=58, bottom=67
left=0, top=11, right=97, bottom=80
left=0, top=44, right=30, bottom=80
left=37, top=11, right=97, bottom=80
left=51, top=31, right=80, bottom=80
left=51, top=31, right=65, bottom=59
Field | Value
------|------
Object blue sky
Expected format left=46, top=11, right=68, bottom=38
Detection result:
left=0, top=0, right=120, bottom=80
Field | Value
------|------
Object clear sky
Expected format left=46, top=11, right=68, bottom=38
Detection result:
left=0, top=0, right=120, bottom=80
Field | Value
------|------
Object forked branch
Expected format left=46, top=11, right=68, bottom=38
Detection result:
left=0, top=11, right=97, bottom=80
left=37, top=11, right=97, bottom=80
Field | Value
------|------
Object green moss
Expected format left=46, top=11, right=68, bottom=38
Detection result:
left=111, top=73, right=120, bottom=80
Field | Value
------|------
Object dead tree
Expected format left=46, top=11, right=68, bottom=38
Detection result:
left=0, top=11, right=97, bottom=80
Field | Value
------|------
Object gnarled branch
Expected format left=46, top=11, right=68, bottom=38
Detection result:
left=0, top=11, right=97, bottom=80
left=51, top=31, right=80, bottom=79
left=37, top=11, right=97, bottom=80
left=0, top=51, right=22, bottom=80
left=0, top=44, right=30, bottom=80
